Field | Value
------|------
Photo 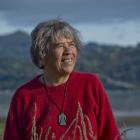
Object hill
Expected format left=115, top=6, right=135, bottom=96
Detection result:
left=78, top=43, right=140, bottom=89
left=0, top=31, right=140, bottom=90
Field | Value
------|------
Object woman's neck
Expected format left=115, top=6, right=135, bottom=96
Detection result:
left=43, top=72, right=70, bottom=86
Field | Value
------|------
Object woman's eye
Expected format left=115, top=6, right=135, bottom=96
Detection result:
left=56, top=44, right=63, bottom=48
left=69, top=43, right=75, bottom=47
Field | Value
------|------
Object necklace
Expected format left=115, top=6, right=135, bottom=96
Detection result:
left=43, top=75, right=69, bottom=126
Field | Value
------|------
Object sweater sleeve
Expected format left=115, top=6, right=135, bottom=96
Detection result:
left=3, top=90, right=24, bottom=140
left=96, top=78, right=121, bottom=140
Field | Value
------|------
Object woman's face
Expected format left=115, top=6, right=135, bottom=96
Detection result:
left=44, top=38, right=77, bottom=76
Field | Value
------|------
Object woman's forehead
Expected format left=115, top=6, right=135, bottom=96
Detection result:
left=52, top=36, right=74, bottom=44
left=52, top=28, right=74, bottom=40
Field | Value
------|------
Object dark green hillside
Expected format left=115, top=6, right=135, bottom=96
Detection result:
left=78, top=43, right=140, bottom=89
left=0, top=31, right=140, bottom=90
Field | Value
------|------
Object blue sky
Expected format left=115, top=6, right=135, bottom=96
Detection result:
left=0, top=0, right=140, bottom=46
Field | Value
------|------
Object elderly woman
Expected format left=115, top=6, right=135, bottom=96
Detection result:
left=4, top=19, right=121, bottom=140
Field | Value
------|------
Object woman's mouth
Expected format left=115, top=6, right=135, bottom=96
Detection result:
left=61, top=58, right=73, bottom=65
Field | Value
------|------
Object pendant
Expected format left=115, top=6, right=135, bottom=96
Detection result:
left=58, top=112, right=66, bottom=126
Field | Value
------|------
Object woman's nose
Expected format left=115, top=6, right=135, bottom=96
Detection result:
left=63, top=43, right=71, bottom=50
left=63, top=43, right=72, bottom=54
left=63, top=42, right=69, bottom=48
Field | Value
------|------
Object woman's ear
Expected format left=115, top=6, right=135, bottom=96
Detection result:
left=41, top=49, right=47, bottom=57
left=39, top=51, right=46, bottom=68
left=39, top=59, right=44, bottom=68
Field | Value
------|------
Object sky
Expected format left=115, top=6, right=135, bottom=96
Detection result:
left=0, top=0, right=140, bottom=46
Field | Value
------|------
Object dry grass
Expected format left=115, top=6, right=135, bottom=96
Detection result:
left=0, top=119, right=5, bottom=140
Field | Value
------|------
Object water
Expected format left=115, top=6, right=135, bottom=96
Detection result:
left=0, top=90, right=13, bottom=118
left=107, top=89, right=140, bottom=111
left=120, top=126, right=140, bottom=140
left=108, top=90, right=140, bottom=140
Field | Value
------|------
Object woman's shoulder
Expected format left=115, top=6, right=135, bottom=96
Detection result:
left=72, top=71, right=100, bottom=82
left=13, top=75, right=41, bottom=98
left=72, top=71, right=104, bottom=89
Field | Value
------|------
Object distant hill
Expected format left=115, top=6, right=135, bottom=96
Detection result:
left=0, top=31, right=140, bottom=90
left=0, top=31, right=31, bottom=59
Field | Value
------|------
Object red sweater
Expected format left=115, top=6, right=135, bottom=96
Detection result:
left=4, top=72, right=121, bottom=140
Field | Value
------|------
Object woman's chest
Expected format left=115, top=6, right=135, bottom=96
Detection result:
left=22, top=90, right=98, bottom=140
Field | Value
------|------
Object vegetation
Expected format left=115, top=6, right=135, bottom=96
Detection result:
left=0, top=120, right=5, bottom=140
left=0, top=31, right=140, bottom=90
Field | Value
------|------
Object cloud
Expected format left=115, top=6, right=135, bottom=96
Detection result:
left=76, top=21, right=140, bottom=45
left=0, top=0, right=140, bottom=45
left=0, top=0, right=140, bottom=27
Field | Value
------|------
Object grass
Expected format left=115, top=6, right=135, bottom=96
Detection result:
left=117, top=116, right=140, bottom=127
left=0, top=120, right=5, bottom=140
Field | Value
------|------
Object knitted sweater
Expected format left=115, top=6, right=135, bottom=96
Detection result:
left=4, top=72, right=121, bottom=140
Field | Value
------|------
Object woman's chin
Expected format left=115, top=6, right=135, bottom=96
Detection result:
left=62, top=67, right=74, bottom=75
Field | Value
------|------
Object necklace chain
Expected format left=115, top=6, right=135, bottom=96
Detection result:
left=42, top=74, right=68, bottom=113
left=43, top=74, right=69, bottom=126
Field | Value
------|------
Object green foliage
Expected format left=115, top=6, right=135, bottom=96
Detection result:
left=77, top=43, right=140, bottom=89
